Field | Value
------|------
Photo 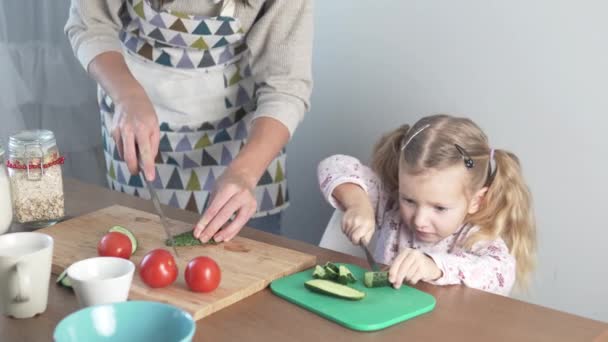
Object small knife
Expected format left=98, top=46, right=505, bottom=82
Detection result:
left=138, top=160, right=179, bottom=257
left=361, top=243, right=380, bottom=272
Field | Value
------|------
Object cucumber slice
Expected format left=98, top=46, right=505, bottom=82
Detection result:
left=323, top=262, right=339, bottom=274
left=108, top=225, right=138, bottom=255
left=323, top=265, right=339, bottom=280
left=56, top=269, right=72, bottom=288
left=312, top=265, right=327, bottom=279
left=337, top=265, right=357, bottom=284
left=363, top=271, right=390, bottom=288
left=304, top=279, right=365, bottom=300
left=165, top=230, right=217, bottom=247
left=312, top=263, right=357, bottom=283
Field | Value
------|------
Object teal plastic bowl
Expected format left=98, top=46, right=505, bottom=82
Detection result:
left=54, top=301, right=195, bottom=342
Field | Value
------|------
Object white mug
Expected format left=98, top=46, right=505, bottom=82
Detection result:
left=67, top=257, right=135, bottom=308
left=0, top=232, right=54, bottom=319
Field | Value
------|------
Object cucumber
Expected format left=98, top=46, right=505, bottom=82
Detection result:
left=337, top=265, right=357, bottom=284
left=108, top=225, right=138, bottom=255
left=323, top=265, right=339, bottom=280
left=312, top=263, right=357, bottom=283
left=304, top=279, right=366, bottom=300
left=165, top=230, right=217, bottom=247
left=312, top=265, right=327, bottom=279
left=56, top=269, right=72, bottom=288
left=323, top=262, right=339, bottom=274
left=363, top=271, right=390, bottom=288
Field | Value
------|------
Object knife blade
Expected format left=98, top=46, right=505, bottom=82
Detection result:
left=361, top=243, right=380, bottom=272
left=138, top=160, right=179, bottom=257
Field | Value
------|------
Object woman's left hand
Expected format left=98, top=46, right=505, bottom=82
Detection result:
left=193, top=167, right=258, bottom=243
left=388, top=248, right=443, bottom=288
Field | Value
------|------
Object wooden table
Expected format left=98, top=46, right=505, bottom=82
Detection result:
left=2, top=179, right=607, bottom=342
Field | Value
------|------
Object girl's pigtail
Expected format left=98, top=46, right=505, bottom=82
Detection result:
left=467, top=149, right=537, bottom=287
left=371, top=124, right=410, bottom=205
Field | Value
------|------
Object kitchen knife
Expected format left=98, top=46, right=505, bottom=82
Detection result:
left=138, top=159, right=179, bottom=257
left=361, top=243, right=380, bottom=272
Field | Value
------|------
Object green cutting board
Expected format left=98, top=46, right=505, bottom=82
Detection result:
left=270, top=263, right=436, bottom=331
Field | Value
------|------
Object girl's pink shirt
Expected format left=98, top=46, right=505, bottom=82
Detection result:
left=318, top=154, right=516, bottom=296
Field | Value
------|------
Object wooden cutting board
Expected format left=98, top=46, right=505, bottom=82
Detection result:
left=39, top=205, right=316, bottom=320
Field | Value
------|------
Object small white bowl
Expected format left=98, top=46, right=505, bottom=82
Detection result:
left=67, top=257, right=135, bottom=308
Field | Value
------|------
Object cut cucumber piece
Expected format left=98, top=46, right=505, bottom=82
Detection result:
left=363, top=271, right=390, bottom=288
left=323, top=262, right=340, bottom=274
left=337, top=265, right=357, bottom=284
left=56, top=269, right=72, bottom=288
left=323, top=265, right=339, bottom=280
left=312, top=265, right=327, bottom=279
left=108, top=225, right=138, bottom=255
left=311, top=263, right=357, bottom=283
left=165, top=230, right=217, bottom=247
left=304, top=279, right=365, bottom=300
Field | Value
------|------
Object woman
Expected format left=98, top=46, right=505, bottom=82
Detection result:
left=65, top=0, right=313, bottom=241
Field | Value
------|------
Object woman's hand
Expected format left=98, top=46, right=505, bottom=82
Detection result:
left=193, top=167, right=258, bottom=243
left=388, top=248, right=442, bottom=288
left=342, top=201, right=375, bottom=246
left=192, top=117, right=290, bottom=243
left=111, top=92, right=160, bottom=181
left=88, top=51, right=159, bottom=181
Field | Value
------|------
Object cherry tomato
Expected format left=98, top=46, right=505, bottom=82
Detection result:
left=139, top=249, right=178, bottom=288
left=185, top=256, right=221, bottom=293
left=97, top=232, right=132, bottom=259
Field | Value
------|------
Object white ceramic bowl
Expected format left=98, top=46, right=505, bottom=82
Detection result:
left=67, top=257, right=135, bottom=308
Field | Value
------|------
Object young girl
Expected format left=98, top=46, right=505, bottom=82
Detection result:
left=317, top=114, right=536, bottom=295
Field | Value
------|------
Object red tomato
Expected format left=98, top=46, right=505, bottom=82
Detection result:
left=185, top=256, right=221, bottom=293
left=139, top=249, right=178, bottom=288
left=97, top=232, right=132, bottom=259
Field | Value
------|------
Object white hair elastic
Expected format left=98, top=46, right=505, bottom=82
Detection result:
left=400, top=124, right=430, bottom=151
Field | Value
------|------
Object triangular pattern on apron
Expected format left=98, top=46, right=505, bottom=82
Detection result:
left=99, top=0, right=289, bottom=217
left=120, top=0, right=246, bottom=69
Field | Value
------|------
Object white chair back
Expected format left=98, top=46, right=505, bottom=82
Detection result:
left=318, top=209, right=366, bottom=258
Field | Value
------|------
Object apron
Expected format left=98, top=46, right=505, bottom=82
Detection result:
left=99, top=0, right=289, bottom=220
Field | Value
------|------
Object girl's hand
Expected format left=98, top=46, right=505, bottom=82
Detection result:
left=193, top=167, right=258, bottom=243
left=388, top=248, right=442, bottom=288
left=342, top=201, right=375, bottom=246
left=111, top=92, right=160, bottom=181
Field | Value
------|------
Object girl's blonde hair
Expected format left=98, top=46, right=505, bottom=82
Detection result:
left=371, top=114, right=536, bottom=287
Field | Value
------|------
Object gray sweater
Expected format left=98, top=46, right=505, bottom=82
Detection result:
left=65, top=0, right=313, bottom=136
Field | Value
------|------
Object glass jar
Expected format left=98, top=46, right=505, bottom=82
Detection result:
left=6, top=130, right=65, bottom=228
left=0, top=144, right=13, bottom=234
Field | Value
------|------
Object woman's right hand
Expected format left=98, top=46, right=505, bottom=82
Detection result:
left=111, top=91, right=160, bottom=182
left=88, top=51, right=159, bottom=182
left=341, top=201, right=376, bottom=246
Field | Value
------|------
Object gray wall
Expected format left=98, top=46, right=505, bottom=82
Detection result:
left=283, top=0, right=608, bottom=322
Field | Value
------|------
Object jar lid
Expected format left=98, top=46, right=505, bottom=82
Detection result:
left=9, top=130, right=57, bottom=157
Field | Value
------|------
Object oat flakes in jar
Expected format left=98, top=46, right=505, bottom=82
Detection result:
left=0, top=144, right=13, bottom=234
left=7, top=130, right=65, bottom=228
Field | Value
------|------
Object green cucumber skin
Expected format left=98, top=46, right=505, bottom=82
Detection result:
left=108, top=225, right=138, bottom=254
left=304, top=280, right=365, bottom=300
left=323, top=262, right=340, bottom=273
left=312, top=265, right=327, bottom=279
left=60, top=276, right=72, bottom=288
left=312, top=263, right=358, bottom=284
left=337, top=265, right=357, bottom=284
left=165, top=231, right=217, bottom=247
left=56, top=270, right=72, bottom=288
left=364, top=271, right=390, bottom=288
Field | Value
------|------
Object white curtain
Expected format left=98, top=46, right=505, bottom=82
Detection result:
left=0, top=0, right=106, bottom=185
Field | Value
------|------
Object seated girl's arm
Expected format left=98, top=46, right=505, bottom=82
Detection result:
left=317, top=155, right=385, bottom=215
left=425, top=239, right=516, bottom=296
